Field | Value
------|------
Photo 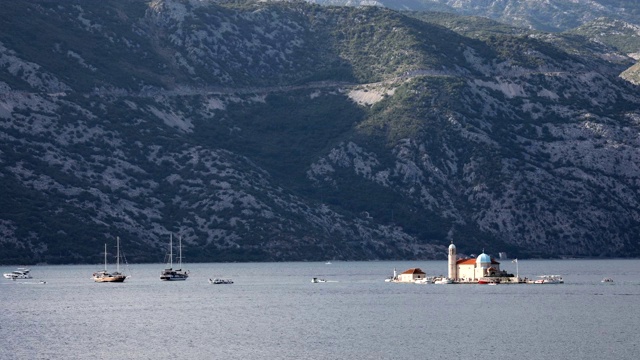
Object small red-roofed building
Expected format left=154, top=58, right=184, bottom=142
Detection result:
left=397, top=267, right=427, bottom=283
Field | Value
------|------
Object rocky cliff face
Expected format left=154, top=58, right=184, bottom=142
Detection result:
left=1, top=0, right=639, bottom=264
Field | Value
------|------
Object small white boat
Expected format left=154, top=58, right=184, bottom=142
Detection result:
left=311, top=277, right=327, bottom=283
left=3, top=268, right=32, bottom=280
left=601, top=277, right=614, bottom=283
left=414, top=277, right=432, bottom=284
left=433, top=277, right=453, bottom=284
left=209, top=278, right=233, bottom=284
left=534, top=275, right=564, bottom=284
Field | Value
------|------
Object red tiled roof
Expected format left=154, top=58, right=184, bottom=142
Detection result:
left=400, top=267, right=426, bottom=275
left=456, top=258, right=476, bottom=265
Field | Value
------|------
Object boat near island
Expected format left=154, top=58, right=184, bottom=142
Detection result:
left=92, top=237, right=127, bottom=283
left=3, top=268, right=32, bottom=280
left=414, top=277, right=433, bottom=284
left=160, top=234, right=189, bottom=281
left=433, top=277, right=453, bottom=284
left=533, top=275, right=564, bottom=284
left=478, top=277, right=500, bottom=285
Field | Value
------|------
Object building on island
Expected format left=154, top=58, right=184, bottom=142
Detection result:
left=448, top=241, right=517, bottom=283
left=397, top=268, right=426, bottom=283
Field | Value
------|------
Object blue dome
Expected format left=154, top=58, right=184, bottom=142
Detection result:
left=476, top=253, right=491, bottom=265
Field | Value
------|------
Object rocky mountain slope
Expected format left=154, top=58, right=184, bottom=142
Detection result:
left=1, top=0, right=640, bottom=264
left=310, top=0, right=640, bottom=32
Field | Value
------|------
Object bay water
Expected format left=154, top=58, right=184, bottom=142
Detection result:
left=1, top=259, right=638, bottom=359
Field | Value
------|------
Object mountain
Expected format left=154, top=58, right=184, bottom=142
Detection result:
left=309, top=0, right=640, bottom=33
left=567, top=18, right=640, bottom=57
left=1, top=0, right=640, bottom=264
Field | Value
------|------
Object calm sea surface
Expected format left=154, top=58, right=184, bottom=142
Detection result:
left=1, top=259, right=639, bottom=360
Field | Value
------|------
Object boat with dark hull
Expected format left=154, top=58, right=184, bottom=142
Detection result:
left=160, top=234, right=189, bottom=281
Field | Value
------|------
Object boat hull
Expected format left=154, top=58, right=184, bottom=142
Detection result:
left=4, top=274, right=33, bottom=279
left=93, top=275, right=127, bottom=283
left=160, top=276, right=188, bottom=281
left=209, top=278, right=233, bottom=284
left=93, top=271, right=126, bottom=283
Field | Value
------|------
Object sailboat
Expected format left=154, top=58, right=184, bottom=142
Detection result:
left=92, top=236, right=127, bottom=283
left=160, top=234, right=189, bottom=281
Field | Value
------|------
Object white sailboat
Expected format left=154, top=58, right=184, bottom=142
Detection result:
left=160, top=234, right=189, bottom=281
left=92, top=236, right=127, bottom=283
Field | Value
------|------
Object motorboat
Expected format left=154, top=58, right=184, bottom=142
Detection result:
left=160, top=234, right=189, bottom=281
left=534, top=275, right=564, bottom=284
left=209, top=278, right=233, bottom=284
left=414, top=277, right=432, bottom=284
left=3, top=268, right=32, bottom=279
left=92, top=237, right=127, bottom=283
left=601, top=277, right=614, bottom=283
left=478, top=278, right=500, bottom=285
left=433, top=277, right=453, bottom=284
left=311, top=277, right=327, bottom=283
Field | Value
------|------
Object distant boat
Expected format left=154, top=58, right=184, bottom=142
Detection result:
left=414, top=277, right=432, bottom=284
left=311, top=277, right=327, bottom=283
left=478, top=278, right=500, bottom=285
left=601, top=277, right=614, bottom=283
left=534, top=275, right=564, bottom=284
left=160, top=234, right=189, bottom=281
left=209, top=278, right=233, bottom=284
left=433, top=277, right=453, bottom=284
left=3, top=268, right=32, bottom=280
left=92, top=237, right=127, bottom=283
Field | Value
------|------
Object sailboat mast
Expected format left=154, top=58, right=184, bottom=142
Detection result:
left=169, top=233, right=173, bottom=268
left=178, top=236, right=183, bottom=268
left=116, top=236, right=120, bottom=273
left=103, top=243, right=107, bottom=271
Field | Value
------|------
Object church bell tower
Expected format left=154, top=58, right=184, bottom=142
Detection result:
left=448, top=241, right=457, bottom=280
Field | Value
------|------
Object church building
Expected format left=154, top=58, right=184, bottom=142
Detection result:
left=448, top=241, right=510, bottom=282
